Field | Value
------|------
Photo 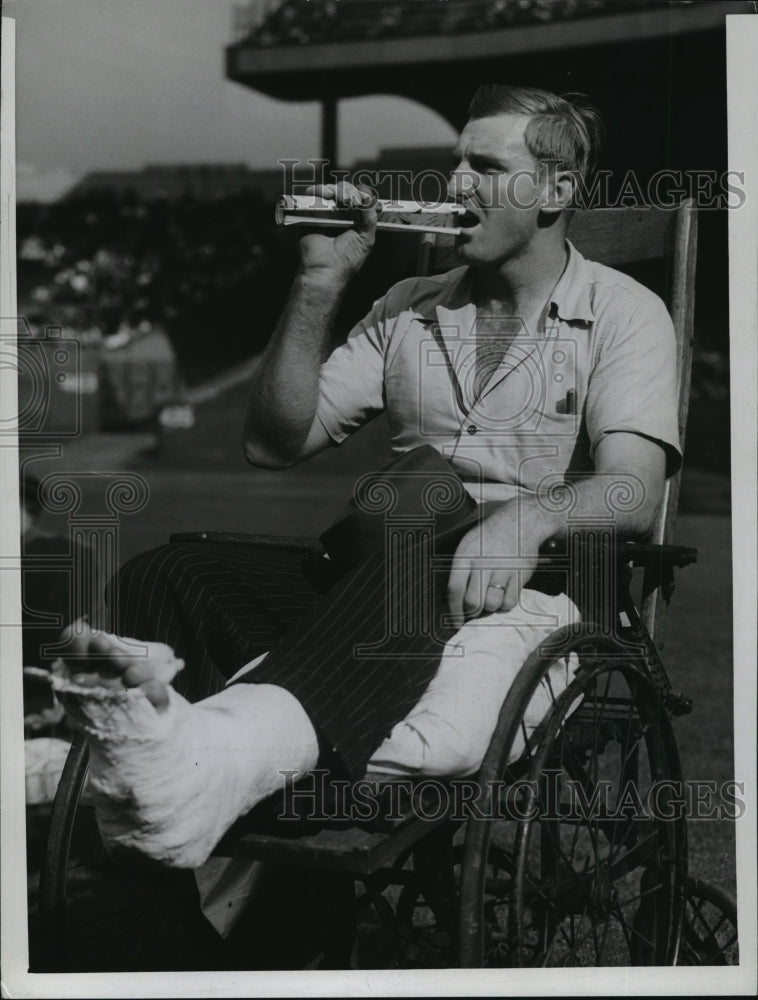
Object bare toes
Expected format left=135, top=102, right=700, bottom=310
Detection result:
left=122, top=661, right=159, bottom=688
left=141, top=679, right=170, bottom=711
left=88, top=634, right=136, bottom=668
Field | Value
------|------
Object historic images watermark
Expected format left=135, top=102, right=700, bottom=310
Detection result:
left=277, top=769, right=747, bottom=824
left=279, top=158, right=747, bottom=211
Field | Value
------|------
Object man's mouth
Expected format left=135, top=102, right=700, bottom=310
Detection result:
left=458, top=209, right=480, bottom=229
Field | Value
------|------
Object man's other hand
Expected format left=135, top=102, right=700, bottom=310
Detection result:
left=447, top=498, right=544, bottom=627
left=297, top=182, right=378, bottom=283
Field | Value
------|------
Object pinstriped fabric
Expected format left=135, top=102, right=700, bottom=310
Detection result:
left=248, top=535, right=462, bottom=781
left=110, top=543, right=319, bottom=705
left=110, top=533, right=463, bottom=781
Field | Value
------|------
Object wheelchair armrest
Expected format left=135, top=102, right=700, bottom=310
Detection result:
left=536, top=537, right=697, bottom=608
left=169, top=531, right=324, bottom=555
left=618, top=541, right=698, bottom=569
left=538, top=537, right=697, bottom=569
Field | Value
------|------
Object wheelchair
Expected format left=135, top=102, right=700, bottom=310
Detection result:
left=36, top=530, right=737, bottom=970
left=35, top=202, right=739, bottom=969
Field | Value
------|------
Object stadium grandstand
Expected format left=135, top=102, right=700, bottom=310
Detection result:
left=231, top=0, right=696, bottom=47
left=225, top=0, right=749, bottom=167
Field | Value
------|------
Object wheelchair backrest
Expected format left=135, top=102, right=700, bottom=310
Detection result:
left=567, top=202, right=698, bottom=553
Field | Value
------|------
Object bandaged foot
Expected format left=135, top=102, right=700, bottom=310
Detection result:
left=45, top=621, right=319, bottom=869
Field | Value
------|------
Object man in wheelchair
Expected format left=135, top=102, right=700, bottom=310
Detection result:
left=47, top=85, right=681, bottom=874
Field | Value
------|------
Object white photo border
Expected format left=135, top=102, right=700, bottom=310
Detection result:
left=1, top=7, right=756, bottom=997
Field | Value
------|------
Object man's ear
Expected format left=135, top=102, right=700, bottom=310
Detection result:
left=538, top=161, right=576, bottom=214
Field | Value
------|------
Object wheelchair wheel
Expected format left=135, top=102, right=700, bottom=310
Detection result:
left=459, top=625, right=687, bottom=967
left=679, top=877, right=738, bottom=965
left=36, top=733, right=224, bottom=972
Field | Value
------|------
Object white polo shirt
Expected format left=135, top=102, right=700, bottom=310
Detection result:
left=315, top=241, right=682, bottom=502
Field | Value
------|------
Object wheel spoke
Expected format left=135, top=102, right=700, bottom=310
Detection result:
left=699, top=911, right=729, bottom=939
left=723, top=930, right=739, bottom=949
left=611, top=900, right=635, bottom=955
left=540, top=893, right=652, bottom=965
left=607, top=681, right=636, bottom=865
left=597, top=889, right=616, bottom=960
left=553, top=920, right=582, bottom=966
left=605, top=829, right=660, bottom=879
left=617, top=722, right=649, bottom=777
left=520, top=719, right=531, bottom=760
left=533, top=822, right=598, bottom=911
left=615, top=880, right=664, bottom=911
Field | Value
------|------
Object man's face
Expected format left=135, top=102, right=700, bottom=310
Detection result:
left=448, top=113, right=546, bottom=267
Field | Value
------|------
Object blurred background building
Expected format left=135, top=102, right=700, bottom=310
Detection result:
left=67, top=163, right=284, bottom=203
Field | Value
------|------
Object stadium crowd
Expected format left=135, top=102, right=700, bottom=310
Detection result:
left=237, top=0, right=687, bottom=47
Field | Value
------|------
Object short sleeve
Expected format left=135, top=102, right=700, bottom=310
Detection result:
left=585, top=291, right=682, bottom=476
left=315, top=295, right=394, bottom=443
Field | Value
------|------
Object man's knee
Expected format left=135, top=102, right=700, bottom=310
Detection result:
left=121, top=542, right=215, bottom=585
left=112, top=544, right=161, bottom=589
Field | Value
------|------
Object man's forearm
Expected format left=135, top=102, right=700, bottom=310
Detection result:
left=243, top=272, right=345, bottom=467
left=448, top=466, right=661, bottom=623
left=527, top=471, right=662, bottom=548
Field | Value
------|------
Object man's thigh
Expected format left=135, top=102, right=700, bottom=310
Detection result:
left=112, top=541, right=321, bottom=700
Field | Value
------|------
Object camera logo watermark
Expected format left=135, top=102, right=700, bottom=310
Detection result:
left=6, top=316, right=151, bottom=656
left=2, top=321, right=87, bottom=439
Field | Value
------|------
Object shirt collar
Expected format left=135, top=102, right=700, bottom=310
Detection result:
left=418, top=239, right=595, bottom=326
left=548, top=240, right=595, bottom=324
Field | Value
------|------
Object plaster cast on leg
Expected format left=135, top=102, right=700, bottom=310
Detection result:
left=50, top=669, right=319, bottom=869
left=366, top=590, right=581, bottom=777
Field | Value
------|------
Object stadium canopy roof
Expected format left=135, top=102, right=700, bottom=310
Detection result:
left=226, top=0, right=747, bottom=127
